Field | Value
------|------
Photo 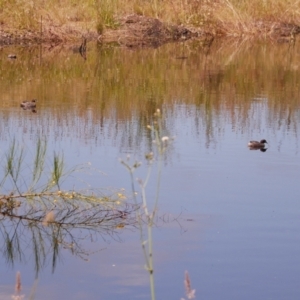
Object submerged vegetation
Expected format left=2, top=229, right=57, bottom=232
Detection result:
left=0, top=139, right=136, bottom=276
left=0, top=0, right=299, bottom=43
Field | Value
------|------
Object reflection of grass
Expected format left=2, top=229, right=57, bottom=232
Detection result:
left=1, top=41, right=299, bottom=151
left=0, top=138, right=136, bottom=276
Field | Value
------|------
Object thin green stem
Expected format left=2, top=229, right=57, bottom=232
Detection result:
left=148, top=223, right=155, bottom=300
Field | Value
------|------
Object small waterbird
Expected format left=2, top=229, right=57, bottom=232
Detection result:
left=20, top=99, right=37, bottom=109
left=248, top=139, right=268, bottom=149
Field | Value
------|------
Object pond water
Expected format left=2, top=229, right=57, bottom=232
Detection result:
left=0, top=39, right=300, bottom=300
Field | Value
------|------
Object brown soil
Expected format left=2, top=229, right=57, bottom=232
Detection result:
left=0, top=14, right=211, bottom=47
left=0, top=14, right=299, bottom=47
left=100, top=14, right=207, bottom=47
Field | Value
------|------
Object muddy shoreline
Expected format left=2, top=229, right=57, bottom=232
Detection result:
left=1, top=14, right=300, bottom=48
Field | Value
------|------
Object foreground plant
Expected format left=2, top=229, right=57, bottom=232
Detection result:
left=181, top=271, right=196, bottom=300
left=0, top=138, right=136, bottom=276
left=121, top=108, right=171, bottom=300
left=11, top=271, right=24, bottom=300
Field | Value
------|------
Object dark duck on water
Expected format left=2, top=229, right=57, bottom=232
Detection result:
left=248, top=139, right=268, bottom=151
left=20, top=99, right=37, bottom=109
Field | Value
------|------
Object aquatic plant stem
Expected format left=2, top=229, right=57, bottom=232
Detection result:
left=139, top=162, right=156, bottom=300
left=128, top=165, right=155, bottom=299
left=153, top=127, right=163, bottom=218
left=148, top=224, right=155, bottom=300
left=147, top=134, right=164, bottom=300
left=121, top=109, right=168, bottom=300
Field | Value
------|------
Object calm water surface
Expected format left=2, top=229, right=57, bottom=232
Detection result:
left=0, top=40, right=300, bottom=300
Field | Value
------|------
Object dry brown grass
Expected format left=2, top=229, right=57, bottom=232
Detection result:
left=0, top=0, right=299, bottom=43
left=214, top=0, right=300, bottom=36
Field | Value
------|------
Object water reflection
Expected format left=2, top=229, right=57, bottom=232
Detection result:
left=1, top=195, right=136, bottom=275
left=251, top=147, right=268, bottom=152
left=0, top=39, right=300, bottom=299
left=0, top=39, right=299, bottom=152
left=0, top=140, right=137, bottom=277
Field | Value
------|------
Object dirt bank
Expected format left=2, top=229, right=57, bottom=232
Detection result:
left=1, top=14, right=299, bottom=48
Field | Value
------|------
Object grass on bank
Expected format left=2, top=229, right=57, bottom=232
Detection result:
left=0, top=0, right=299, bottom=39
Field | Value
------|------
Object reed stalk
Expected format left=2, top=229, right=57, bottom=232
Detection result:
left=121, top=108, right=170, bottom=300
